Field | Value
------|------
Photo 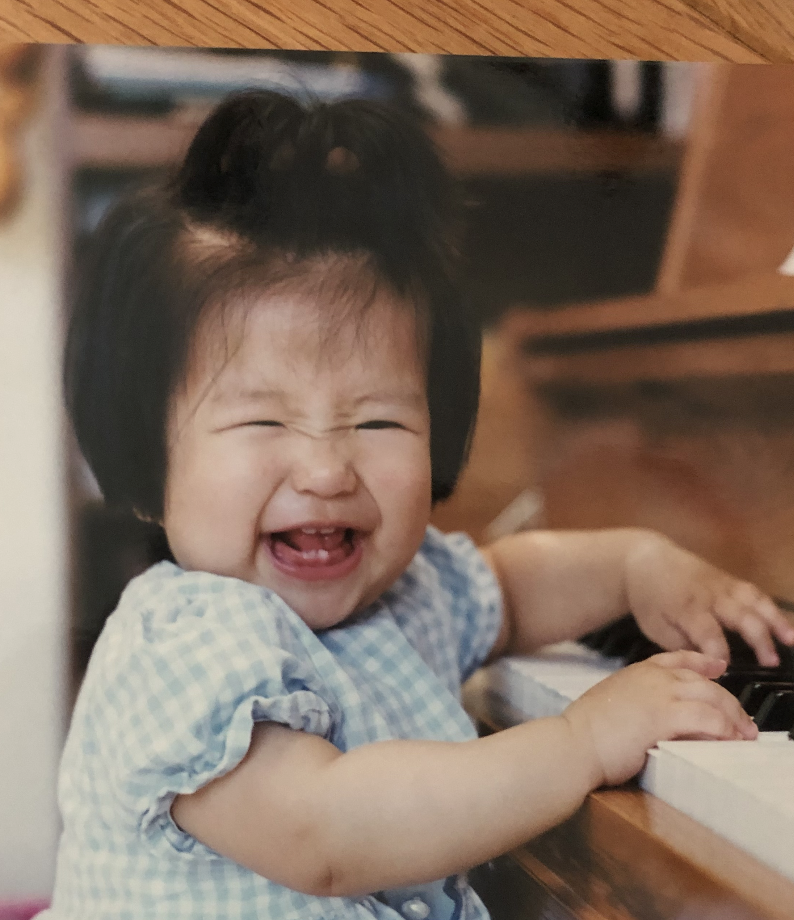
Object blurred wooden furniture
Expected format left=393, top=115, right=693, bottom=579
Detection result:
left=0, top=43, right=41, bottom=219
left=70, top=111, right=682, bottom=175
left=657, top=64, right=794, bottom=292
left=464, top=679, right=794, bottom=920
left=508, top=63, right=794, bottom=603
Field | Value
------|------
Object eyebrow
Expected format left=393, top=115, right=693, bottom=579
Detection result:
left=211, top=387, right=427, bottom=408
left=352, top=391, right=427, bottom=408
left=209, top=386, right=283, bottom=405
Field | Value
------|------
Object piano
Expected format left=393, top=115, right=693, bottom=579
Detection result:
left=460, top=64, right=794, bottom=920
left=464, top=617, right=794, bottom=920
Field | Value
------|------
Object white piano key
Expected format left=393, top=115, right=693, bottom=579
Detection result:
left=485, top=641, right=622, bottom=718
left=642, top=735, right=794, bottom=882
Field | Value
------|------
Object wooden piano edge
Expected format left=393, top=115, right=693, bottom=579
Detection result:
left=505, top=272, right=794, bottom=342
left=501, top=271, right=794, bottom=386
left=463, top=672, right=794, bottom=920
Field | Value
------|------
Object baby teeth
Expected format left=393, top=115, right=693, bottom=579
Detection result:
left=302, top=549, right=330, bottom=561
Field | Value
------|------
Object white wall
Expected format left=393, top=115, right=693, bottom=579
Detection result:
left=0, top=49, right=68, bottom=897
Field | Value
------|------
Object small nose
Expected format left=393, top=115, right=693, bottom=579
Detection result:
left=290, top=432, right=358, bottom=498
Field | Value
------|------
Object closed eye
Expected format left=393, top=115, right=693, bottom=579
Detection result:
left=356, top=420, right=405, bottom=430
left=246, top=420, right=284, bottom=427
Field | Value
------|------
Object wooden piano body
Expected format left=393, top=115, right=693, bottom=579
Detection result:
left=462, top=63, right=794, bottom=919
left=509, top=269, right=794, bottom=604
left=502, top=62, right=794, bottom=604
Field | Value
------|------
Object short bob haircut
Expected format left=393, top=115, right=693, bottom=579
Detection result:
left=65, top=90, right=481, bottom=523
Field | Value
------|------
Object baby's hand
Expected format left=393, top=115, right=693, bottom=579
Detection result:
left=562, top=650, right=757, bottom=787
left=624, top=534, right=794, bottom=667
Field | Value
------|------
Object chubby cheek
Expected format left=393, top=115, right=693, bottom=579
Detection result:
left=163, top=436, right=271, bottom=577
left=371, top=443, right=432, bottom=547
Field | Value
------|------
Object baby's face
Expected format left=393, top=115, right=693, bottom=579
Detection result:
left=162, top=289, right=432, bottom=630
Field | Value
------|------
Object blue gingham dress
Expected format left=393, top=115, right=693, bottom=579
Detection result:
left=42, top=526, right=503, bottom=920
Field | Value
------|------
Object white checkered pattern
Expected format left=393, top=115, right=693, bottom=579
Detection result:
left=40, top=527, right=502, bottom=919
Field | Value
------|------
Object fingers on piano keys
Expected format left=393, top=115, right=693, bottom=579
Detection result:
left=580, top=614, right=794, bottom=734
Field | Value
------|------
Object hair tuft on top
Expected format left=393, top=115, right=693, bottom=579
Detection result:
left=172, top=91, right=460, bottom=283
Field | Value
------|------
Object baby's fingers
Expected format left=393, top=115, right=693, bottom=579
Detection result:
left=730, top=610, right=780, bottom=668
left=717, top=586, right=794, bottom=667
left=764, top=607, right=794, bottom=647
left=647, top=650, right=727, bottom=679
left=675, top=676, right=757, bottom=739
left=676, top=609, right=730, bottom=663
left=762, top=599, right=794, bottom=646
left=669, top=699, right=757, bottom=741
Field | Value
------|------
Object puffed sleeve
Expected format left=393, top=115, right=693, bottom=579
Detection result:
left=81, top=564, right=340, bottom=850
left=416, top=526, right=503, bottom=681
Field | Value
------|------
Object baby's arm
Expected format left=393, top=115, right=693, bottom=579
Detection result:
left=482, top=528, right=794, bottom=665
left=171, top=650, right=752, bottom=898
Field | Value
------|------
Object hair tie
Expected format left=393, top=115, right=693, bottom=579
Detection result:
left=325, top=146, right=359, bottom=175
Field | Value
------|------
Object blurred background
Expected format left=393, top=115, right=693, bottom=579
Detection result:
left=7, top=43, right=787, bottom=900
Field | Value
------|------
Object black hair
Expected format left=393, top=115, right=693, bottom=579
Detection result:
left=65, top=90, right=481, bottom=522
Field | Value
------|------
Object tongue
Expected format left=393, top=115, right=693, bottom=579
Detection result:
left=282, top=528, right=347, bottom=552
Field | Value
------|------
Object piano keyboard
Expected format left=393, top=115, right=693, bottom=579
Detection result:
left=481, top=615, right=794, bottom=883
left=483, top=639, right=623, bottom=719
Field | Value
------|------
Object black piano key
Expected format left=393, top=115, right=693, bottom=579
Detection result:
left=581, top=614, right=794, bottom=676
left=724, top=629, right=794, bottom=673
left=581, top=615, right=663, bottom=660
left=737, top=681, right=793, bottom=717
left=754, top=690, right=794, bottom=731
left=597, top=617, right=649, bottom=658
left=623, top=636, right=662, bottom=664
left=717, top=672, right=767, bottom=698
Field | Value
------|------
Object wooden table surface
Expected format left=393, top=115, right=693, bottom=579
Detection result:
left=1, top=0, right=793, bottom=63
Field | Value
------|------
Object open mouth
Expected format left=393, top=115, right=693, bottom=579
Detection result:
left=266, top=526, right=363, bottom=581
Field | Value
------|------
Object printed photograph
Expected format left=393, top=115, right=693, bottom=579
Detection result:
left=2, top=44, right=794, bottom=918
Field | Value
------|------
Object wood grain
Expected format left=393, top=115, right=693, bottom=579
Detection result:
left=512, top=789, right=794, bottom=920
left=1, top=0, right=793, bottom=62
